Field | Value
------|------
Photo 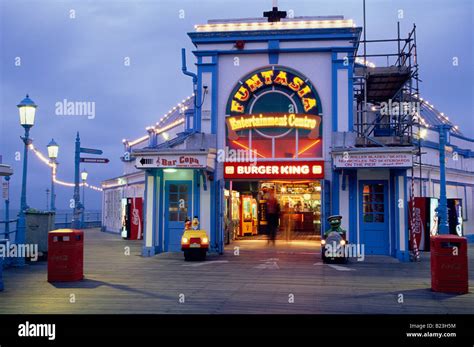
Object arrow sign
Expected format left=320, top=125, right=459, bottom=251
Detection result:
left=80, top=157, right=110, bottom=164
left=139, top=157, right=154, bottom=166
left=80, top=147, right=103, bottom=155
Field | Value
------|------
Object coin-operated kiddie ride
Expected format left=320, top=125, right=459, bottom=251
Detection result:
left=321, top=215, right=349, bottom=263
left=181, top=216, right=209, bottom=261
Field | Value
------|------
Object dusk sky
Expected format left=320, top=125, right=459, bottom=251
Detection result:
left=0, top=0, right=473, bottom=211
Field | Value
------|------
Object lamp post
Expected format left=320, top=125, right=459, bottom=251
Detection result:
left=81, top=169, right=88, bottom=228
left=417, top=127, right=427, bottom=196
left=4, top=176, right=10, bottom=240
left=45, top=189, right=50, bottom=210
left=437, top=124, right=451, bottom=234
left=47, top=139, right=59, bottom=211
left=16, top=94, right=37, bottom=266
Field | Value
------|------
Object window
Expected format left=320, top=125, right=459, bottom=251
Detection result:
left=168, top=183, right=190, bottom=222
left=362, top=184, right=385, bottom=223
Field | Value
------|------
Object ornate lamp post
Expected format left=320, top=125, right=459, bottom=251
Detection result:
left=16, top=94, right=37, bottom=266
left=47, top=139, right=59, bottom=211
left=437, top=124, right=451, bottom=234
left=81, top=169, right=88, bottom=228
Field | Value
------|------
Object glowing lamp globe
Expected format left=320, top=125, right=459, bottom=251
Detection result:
left=81, top=169, right=88, bottom=182
left=17, top=94, right=37, bottom=127
left=47, top=139, right=59, bottom=159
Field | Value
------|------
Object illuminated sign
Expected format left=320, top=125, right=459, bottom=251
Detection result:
left=226, top=67, right=323, bottom=160
left=226, top=113, right=321, bottom=140
left=333, top=152, right=413, bottom=168
left=224, top=161, right=324, bottom=179
left=227, top=67, right=321, bottom=116
left=136, top=154, right=210, bottom=169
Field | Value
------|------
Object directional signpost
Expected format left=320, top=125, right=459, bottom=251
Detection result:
left=80, top=158, right=110, bottom=164
left=72, top=133, right=109, bottom=229
left=80, top=147, right=103, bottom=155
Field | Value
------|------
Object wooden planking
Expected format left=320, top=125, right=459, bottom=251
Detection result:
left=0, top=228, right=473, bottom=314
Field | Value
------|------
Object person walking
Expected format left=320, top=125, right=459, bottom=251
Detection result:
left=282, top=202, right=294, bottom=242
left=266, top=189, right=280, bottom=245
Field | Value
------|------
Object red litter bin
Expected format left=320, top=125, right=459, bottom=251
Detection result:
left=47, top=229, right=84, bottom=282
left=431, top=235, right=468, bottom=294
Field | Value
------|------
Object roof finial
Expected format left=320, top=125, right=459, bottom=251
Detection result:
left=264, top=1, right=287, bottom=23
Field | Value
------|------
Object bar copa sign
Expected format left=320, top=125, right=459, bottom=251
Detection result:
left=136, top=154, right=208, bottom=169
left=224, top=161, right=324, bottom=179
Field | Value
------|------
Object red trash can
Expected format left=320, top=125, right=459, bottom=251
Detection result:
left=47, top=229, right=84, bottom=282
left=431, top=235, right=468, bottom=294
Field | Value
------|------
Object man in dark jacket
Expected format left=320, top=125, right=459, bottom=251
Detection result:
left=266, top=189, right=280, bottom=245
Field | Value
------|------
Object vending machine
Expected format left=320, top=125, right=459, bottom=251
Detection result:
left=121, top=197, right=144, bottom=240
left=409, top=197, right=439, bottom=251
left=447, top=198, right=463, bottom=236
left=240, top=195, right=254, bottom=236
left=251, top=199, right=258, bottom=235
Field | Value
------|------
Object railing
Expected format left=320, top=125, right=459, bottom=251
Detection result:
left=54, top=212, right=102, bottom=229
left=0, top=219, right=18, bottom=241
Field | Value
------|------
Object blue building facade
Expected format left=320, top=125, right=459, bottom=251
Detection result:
left=102, top=13, right=474, bottom=261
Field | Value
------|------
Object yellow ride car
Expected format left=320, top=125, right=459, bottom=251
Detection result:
left=181, top=217, right=209, bottom=261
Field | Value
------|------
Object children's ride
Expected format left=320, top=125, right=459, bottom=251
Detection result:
left=181, top=217, right=209, bottom=261
left=321, top=215, right=349, bottom=263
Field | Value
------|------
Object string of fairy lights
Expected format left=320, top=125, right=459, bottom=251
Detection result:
left=412, top=94, right=461, bottom=133
left=27, top=95, right=195, bottom=193
left=27, top=86, right=460, bottom=194
left=29, top=144, right=103, bottom=192
left=123, top=94, right=194, bottom=147
left=354, top=57, right=460, bottom=133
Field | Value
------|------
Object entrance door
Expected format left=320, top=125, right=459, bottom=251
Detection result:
left=359, top=181, right=389, bottom=255
left=165, top=181, right=192, bottom=252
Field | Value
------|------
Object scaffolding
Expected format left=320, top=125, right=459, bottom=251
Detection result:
left=353, top=22, right=420, bottom=147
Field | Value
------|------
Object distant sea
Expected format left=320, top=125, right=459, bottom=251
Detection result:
left=0, top=209, right=102, bottom=233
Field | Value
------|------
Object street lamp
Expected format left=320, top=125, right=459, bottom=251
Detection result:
left=437, top=124, right=451, bottom=234
left=416, top=127, right=427, bottom=196
left=16, top=94, right=37, bottom=266
left=81, top=169, right=88, bottom=228
left=47, top=139, right=59, bottom=211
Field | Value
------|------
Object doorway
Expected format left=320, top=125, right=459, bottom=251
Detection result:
left=164, top=180, right=192, bottom=252
left=224, top=180, right=322, bottom=242
left=359, top=180, right=389, bottom=255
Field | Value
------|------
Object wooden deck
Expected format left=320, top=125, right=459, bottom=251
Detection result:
left=0, top=228, right=473, bottom=314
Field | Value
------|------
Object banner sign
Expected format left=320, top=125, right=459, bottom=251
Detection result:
left=2, top=182, right=8, bottom=200
left=226, top=113, right=321, bottom=140
left=224, top=161, right=324, bottom=179
left=136, top=154, right=209, bottom=169
left=333, top=152, right=412, bottom=168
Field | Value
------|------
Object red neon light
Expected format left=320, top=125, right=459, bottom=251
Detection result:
left=295, top=139, right=321, bottom=157
left=224, top=161, right=324, bottom=180
left=231, top=140, right=266, bottom=158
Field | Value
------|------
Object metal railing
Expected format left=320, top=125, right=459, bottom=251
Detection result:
left=0, top=219, right=18, bottom=241
left=54, top=212, right=102, bottom=229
